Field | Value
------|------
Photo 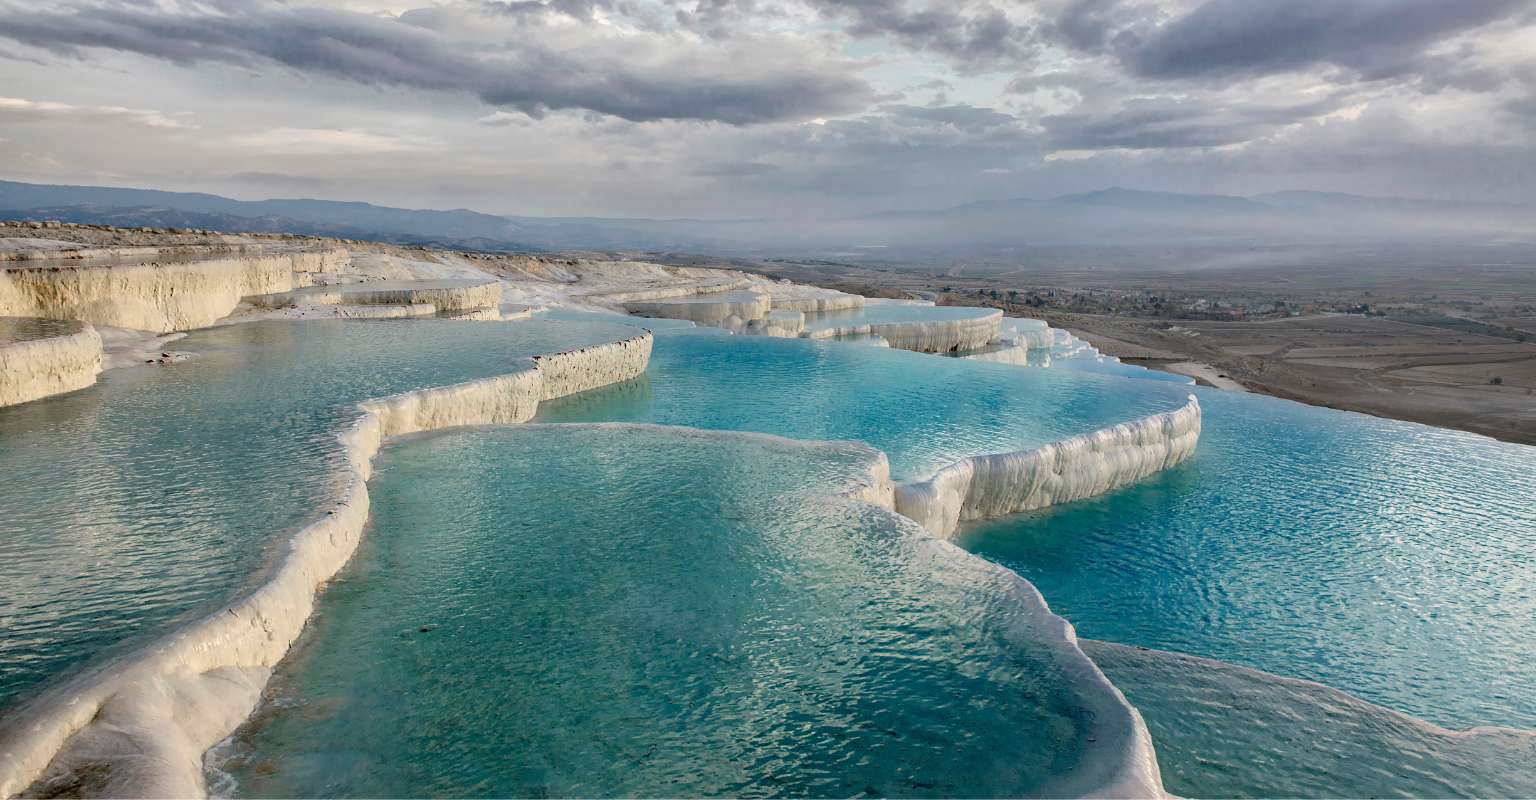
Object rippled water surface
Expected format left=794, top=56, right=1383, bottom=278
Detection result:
left=539, top=331, right=1192, bottom=479
left=222, top=425, right=1121, bottom=798
left=960, top=388, right=1536, bottom=730
left=0, top=318, right=637, bottom=710
left=0, top=316, right=86, bottom=343
left=1083, top=640, right=1536, bottom=799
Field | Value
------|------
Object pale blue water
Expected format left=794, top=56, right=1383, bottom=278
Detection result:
left=222, top=425, right=1122, bottom=798
left=7, top=307, right=1534, bottom=798
left=960, top=388, right=1536, bottom=731
left=1082, top=640, right=1536, bottom=799
left=1045, top=347, right=1193, bottom=383
left=0, top=318, right=637, bottom=711
left=538, top=331, right=1192, bottom=479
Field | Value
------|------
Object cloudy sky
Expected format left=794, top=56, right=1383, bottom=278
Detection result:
left=1, top=0, right=1533, bottom=218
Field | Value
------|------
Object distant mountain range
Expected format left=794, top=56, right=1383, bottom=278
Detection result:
left=871, top=186, right=1520, bottom=219
left=1, top=179, right=1527, bottom=256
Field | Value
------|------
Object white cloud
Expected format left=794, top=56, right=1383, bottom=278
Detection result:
left=230, top=127, right=440, bottom=154
left=476, top=111, right=526, bottom=127
left=0, top=96, right=196, bottom=129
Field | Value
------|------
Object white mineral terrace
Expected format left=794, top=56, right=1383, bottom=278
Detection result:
left=0, top=247, right=348, bottom=333
left=0, top=318, right=103, bottom=407
left=802, top=308, right=1004, bottom=353
left=578, top=275, right=755, bottom=305
left=613, top=280, right=1004, bottom=355
left=894, top=395, right=1203, bottom=539
left=248, top=278, right=502, bottom=315
left=621, top=288, right=774, bottom=326
left=960, top=321, right=1057, bottom=366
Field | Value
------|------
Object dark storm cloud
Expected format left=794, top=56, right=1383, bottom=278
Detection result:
left=0, top=1, right=871, bottom=124
left=483, top=0, right=616, bottom=21
left=1124, top=0, right=1531, bottom=81
left=882, top=103, right=1019, bottom=132
left=802, top=0, right=1038, bottom=70
left=1048, top=0, right=1159, bottom=52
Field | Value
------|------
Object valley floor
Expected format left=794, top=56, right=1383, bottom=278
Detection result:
left=1048, top=312, right=1536, bottom=445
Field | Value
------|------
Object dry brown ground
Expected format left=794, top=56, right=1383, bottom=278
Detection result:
left=1048, top=312, right=1536, bottom=445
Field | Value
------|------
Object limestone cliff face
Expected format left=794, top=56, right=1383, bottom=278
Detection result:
left=0, top=332, right=653, bottom=800
left=874, top=312, right=1001, bottom=352
left=533, top=335, right=654, bottom=400
left=0, top=321, right=102, bottom=407
left=804, top=310, right=1003, bottom=354
left=0, top=248, right=348, bottom=333
left=764, top=286, right=865, bottom=314
left=895, top=395, right=1202, bottom=538
left=623, top=289, right=773, bottom=326
left=584, top=276, right=754, bottom=305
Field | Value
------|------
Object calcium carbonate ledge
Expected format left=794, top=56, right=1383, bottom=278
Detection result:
left=894, top=395, right=1202, bottom=539
left=763, top=285, right=866, bottom=314
left=580, top=276, right=755, bottom=305
left=0, top=248, right=349, bottom=333
left=622, top=289, right=773, bottom=326
left=0, top=319, right=103, bottom=407
left=0, top=332, right=653, bottom=800
left=249, top=279, right=502, bottom=316
left=803, top=308, right=1004, bottom=354
left=959, top=325, right=1056, bottom=366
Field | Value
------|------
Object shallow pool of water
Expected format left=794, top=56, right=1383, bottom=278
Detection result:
left=960, top=388, right=1536, bottom=731
left=0, top=318, right=637, bottom=711
left=220, top=425, right=1133, bottom=798
left=538, top=331, right=1192, bottom=480
left=1083, top=640, right=1536, bottom=799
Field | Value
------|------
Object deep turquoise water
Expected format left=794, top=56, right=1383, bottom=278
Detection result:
left=539, top=331, right=1193, bottom=479
left=0, top=318, right=636, bottom=711
left=221, top=425, right=1126, bottom=798
left=959, top=387, right=1536, bottom=731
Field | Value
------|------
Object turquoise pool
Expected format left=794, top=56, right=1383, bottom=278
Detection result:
left=0, top=318, right=637, bottom=712
left=218, top=425, right=1143, bottom=798
left=960, top=387, right=1536, bottom=734
left=538, top=330, right=1193, bottom=480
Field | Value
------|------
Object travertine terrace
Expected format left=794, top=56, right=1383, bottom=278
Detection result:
left=0, top=318, right=102, bottom=407
left=1, top=242, right=348, bottom=333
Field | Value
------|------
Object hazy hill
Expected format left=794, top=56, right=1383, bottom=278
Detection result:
left=1, top=179, right=1528, bottom=258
